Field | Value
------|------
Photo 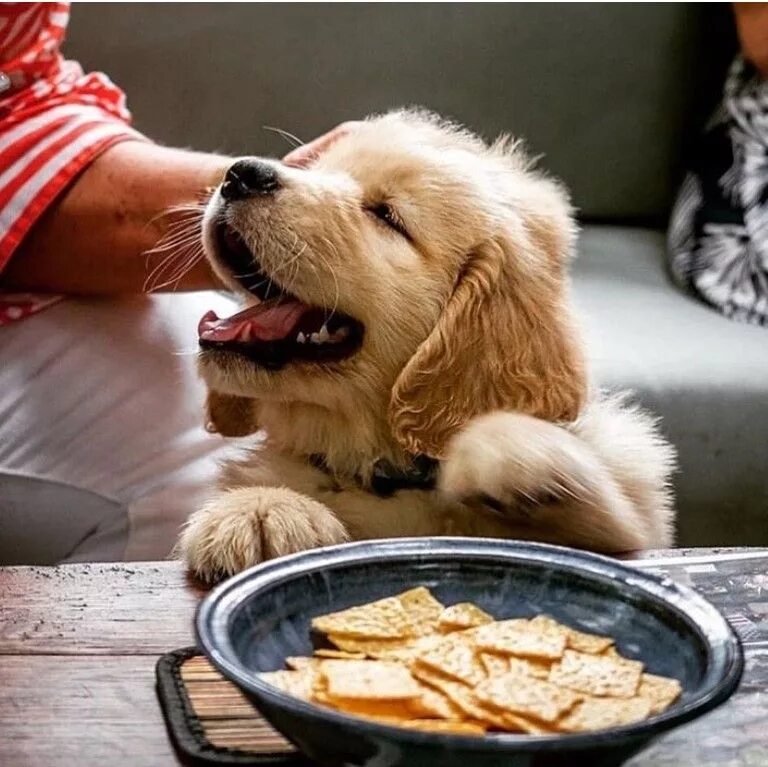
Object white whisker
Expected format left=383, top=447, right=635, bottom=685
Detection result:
left=262, top=125, right=304, bottom=149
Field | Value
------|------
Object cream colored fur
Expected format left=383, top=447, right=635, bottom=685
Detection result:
left=179, top=110, right=676, bottom=582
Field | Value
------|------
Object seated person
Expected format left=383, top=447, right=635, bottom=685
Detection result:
left=668, top=3, right=768, bottom=327
left=0, top=2, right=348, bottom=562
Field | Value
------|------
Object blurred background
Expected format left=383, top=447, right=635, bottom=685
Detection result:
left=67, top=4, right=733, bottom=225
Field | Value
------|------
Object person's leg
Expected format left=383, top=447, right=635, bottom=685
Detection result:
left=0, top=290, right=243, bottom=561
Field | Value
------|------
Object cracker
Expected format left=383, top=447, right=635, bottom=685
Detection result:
left=507, top=656, right=552, bottom=680
left=438, top=603, right=493, bottom=632
left=314, top=649, right=367, bottom=660
left=413, top=682, right=465, bottom=719
left=478, top=652, right=511, bottom=677
left=328, top=633, right=443, bottom=662
left=288, top=651, right=366, bottom=669
left=503, top=712, right=557, bottom=735
left=476, top=672, right=580, bottom=723
left=285, top=656, right=315, bottom=671
left=529, top=615, right=614, bottom=655
left=566, top=628, right=614, bottom=655
left=411, top=665, right=510, bottom=729
left=557, top=695, right=652, bottom=732
left=258, top=669, right=317, bottom=699
left=320, top=660, right=421, bottom=700
left=474, top=619, right=567, bottom=660
left=548, top=650, right=643, bottom=698
left=414, top=636, right=486, bottom=686
left=314, top=692, right=416, bottom=720
left=397, top=587, right=445, bottom=634
left=637, top=673, right=682, bottom=714
left=479, top=653, right=550, bottom=680
left=311, top=596, right=416, bottom=639
left=274, top=588, right=680, bottom=739
left=396, top=719, right=487, bottom=735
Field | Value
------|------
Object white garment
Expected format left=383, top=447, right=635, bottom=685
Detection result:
left=0, top=291, right=242, bottom=560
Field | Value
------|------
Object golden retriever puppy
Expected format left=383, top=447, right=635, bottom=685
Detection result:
left=179, top=110, right=675, bottom=581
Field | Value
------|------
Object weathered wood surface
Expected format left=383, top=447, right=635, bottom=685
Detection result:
left=1, top=549, right=764, bottom=766
left=0, top=561, right=206, bottom=655
left=0, top=655, right=182, bottom=766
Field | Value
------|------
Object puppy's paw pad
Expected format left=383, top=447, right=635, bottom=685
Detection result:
left=179, top=488, right=348, bottom=582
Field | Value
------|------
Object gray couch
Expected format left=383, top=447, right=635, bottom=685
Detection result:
left=62, top=3, right=766, bottom=547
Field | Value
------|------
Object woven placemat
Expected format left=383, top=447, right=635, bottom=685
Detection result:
left=155, top=647, right=309, bottom=766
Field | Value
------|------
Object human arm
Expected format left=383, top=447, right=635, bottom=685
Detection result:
left=2, top=141, right=229, bottom=295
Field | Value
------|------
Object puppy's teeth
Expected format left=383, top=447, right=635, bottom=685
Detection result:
left=296, top=332, right=306, bottom=344
left=239, top=326, right=252, bottom=343
left=332, top=326, right=350, bottom=341
left=317, top=324, right=330, bottom=343
left=309, top=332, right=321, bottom=344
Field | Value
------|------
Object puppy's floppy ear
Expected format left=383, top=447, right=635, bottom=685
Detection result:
left=389, top=212, right=586, bottom=459
left=205, top=390, right=260, bottom=437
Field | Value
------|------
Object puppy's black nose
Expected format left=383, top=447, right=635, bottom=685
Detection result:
left=221, top=159, right=279, bottom=201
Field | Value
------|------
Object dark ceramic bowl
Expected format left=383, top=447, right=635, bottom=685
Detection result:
left=196, top=538, right=743, bottom=767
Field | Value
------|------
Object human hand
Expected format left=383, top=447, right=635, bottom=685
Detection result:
left=282, top=121, right=362, bottom=167
left=734, top=3, right=768, bottom=79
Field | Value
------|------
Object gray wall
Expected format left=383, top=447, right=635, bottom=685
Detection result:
left=66, top=3, right=733, bottom=223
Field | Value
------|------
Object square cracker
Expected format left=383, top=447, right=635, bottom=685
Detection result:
left=411, top=665, right=510, bottom=730
left=314, top=649, right=367, bottom=659
left=478, top=652, right=511, bottom=677
left=396, top=719, right=487, bottom=735
left=320, top=660, right=421, bottom=700
left=548, top=650, right=643, bottom=698
left=258, top=669, right=318, bottom=699
left=397, top=587, right=445, bottom=634
left=638, top=673, right=682, bottom=714
left=529, top=615, right=614, bottom=655
left=557, top=695, right=652, bottom=732
left=414, top=636, right=486, bottom=686
left=314, top=691, right=416, bottom=719
left=438, top=603, right=493, bottom=632
left=412, top=682, right=465, bottom=719
left=566, top=628, right=615, bottom=655
left=285, top=656, right=316, bottom=671
left=503, top=712, right=557, bottom=735
left=312, top=596, right=416, bottom=639
left=328, top=632, right=445, bottom=662
left=475, top=672, right=580, bottom=723
left=474, top=619, right=566, bottom=660
left=478, top=653, right=551, bottom=680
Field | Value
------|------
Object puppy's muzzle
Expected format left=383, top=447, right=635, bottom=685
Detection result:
left=221, top=159, right=279, bottom=201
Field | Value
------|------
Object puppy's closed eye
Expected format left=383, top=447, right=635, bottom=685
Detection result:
left=365, top=202, right=410, bottom=240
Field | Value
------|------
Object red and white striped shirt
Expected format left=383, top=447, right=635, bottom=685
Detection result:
left=0, top=2, right=143, bottom=324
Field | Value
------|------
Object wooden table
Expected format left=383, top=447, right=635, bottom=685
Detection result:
left=0, top=563, right=204, bottom=766
left=1, top=549, right=766, bottom=767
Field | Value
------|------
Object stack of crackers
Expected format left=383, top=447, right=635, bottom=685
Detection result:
left=258, top=587, right=682, bottom=736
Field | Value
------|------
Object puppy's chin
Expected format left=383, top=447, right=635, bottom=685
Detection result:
left=197, top=345, right=375, bottom=410
left=197, top=347, right=277, bottom=399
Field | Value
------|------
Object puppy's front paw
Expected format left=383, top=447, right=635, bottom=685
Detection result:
left=440, top=411, right=597, bottom=519
left=179, top=487, right=349, bottom=582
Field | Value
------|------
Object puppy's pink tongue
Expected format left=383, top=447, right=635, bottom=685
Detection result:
left=198, top=302, right=307, bottom=343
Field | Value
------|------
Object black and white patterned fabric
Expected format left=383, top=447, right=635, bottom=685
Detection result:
left=668, top=56, right=768, bottom=327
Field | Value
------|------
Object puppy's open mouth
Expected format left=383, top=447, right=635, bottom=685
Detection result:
left=198, top=223, right=364, bottom=369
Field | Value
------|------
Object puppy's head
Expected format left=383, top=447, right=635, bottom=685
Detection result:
left=199, top=110, right=585, bottom=457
